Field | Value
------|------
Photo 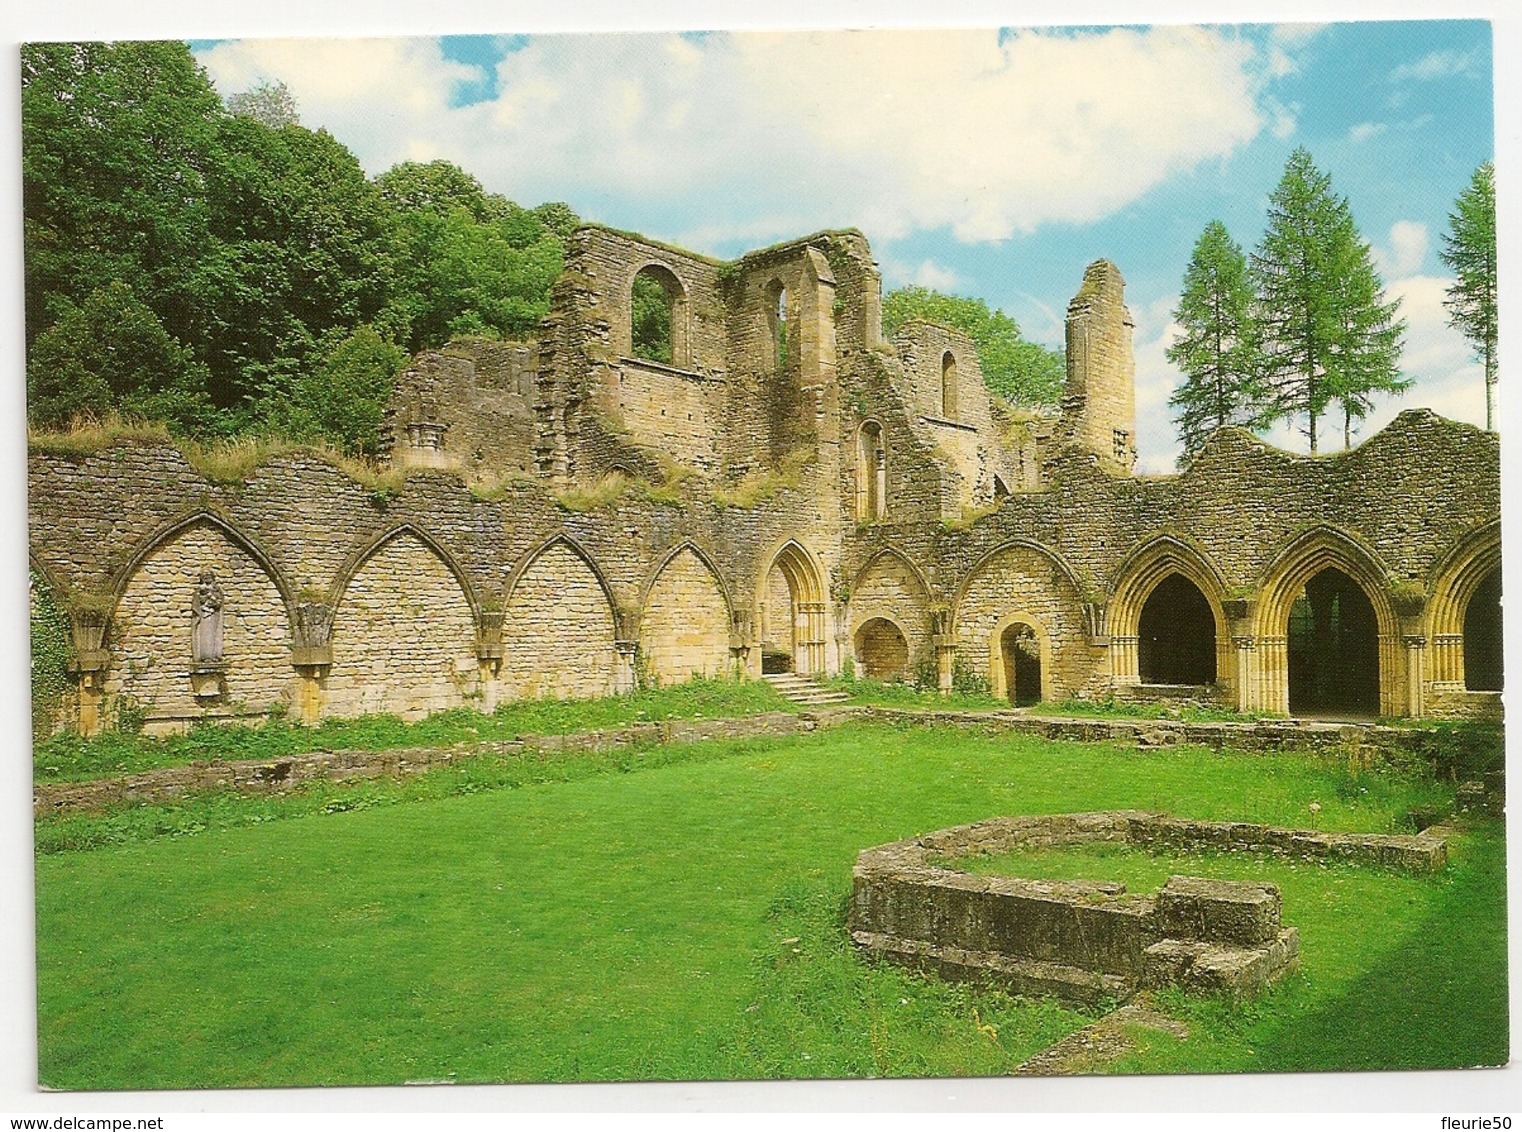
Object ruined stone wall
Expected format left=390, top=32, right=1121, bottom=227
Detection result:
left=845, top=551, right=934, bottom=679
left=502, top=541, right=618, bottom=700
left=638, top=547, right=733, bottom=684
left=382, top=341, right=538, bottom=478
left=324, top=533, right=480, bottom=719
left=1062, top=260, right=1136, bottom=474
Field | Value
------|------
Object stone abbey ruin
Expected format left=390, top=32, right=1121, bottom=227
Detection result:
left=27, top=224, right=1503, bottom=736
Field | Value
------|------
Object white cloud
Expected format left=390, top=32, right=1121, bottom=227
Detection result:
left=1391, top=49, right=1480, bottom=83
left=1374, top=220, right=1429, bottom=278
left=1131, top=293, right=1187, bottom=474
left=1348, top=121, right=1386, bottom=144
left=197, top=27, right=1269, bottom=249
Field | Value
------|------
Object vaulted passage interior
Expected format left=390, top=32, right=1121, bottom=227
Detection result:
left=1000, top=622, right=1042, bottom=706
left=1137, top=572, right=1216, bottom=685
left=1287, top=568, right=1380, bottom=716
left=855, top=617, right=908, bottom=681
left=1463, top=567, right=1503, bottom=692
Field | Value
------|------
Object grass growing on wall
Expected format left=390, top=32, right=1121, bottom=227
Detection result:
left=32, top=676, right=794, bottom=784
left=33, top=723, right=1495, bottom=1088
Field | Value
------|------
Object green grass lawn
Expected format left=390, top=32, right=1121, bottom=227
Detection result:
left=33, top=722, right=1503, bottom=1089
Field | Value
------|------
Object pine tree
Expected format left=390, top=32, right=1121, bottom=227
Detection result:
left=1251, top=149, right=1405, bottom=453
left=1166, top=220, right=1262, bottom=458
left=1440, top=161, right=1498, bottom=430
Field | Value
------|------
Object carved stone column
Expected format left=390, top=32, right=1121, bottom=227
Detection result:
left=1232, top=636, right=1257, bottom=713
left=613, top=640, right=639, bottom=695
left=729, top=612, right=754, bottom=679
left=291, top=600, right=334, bottom=726
left=1404, top=634, right=1427, bottom=719
left=931, top=604, right=956, bottom=696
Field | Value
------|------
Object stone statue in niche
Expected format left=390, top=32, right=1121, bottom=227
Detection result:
left=190, top=569, right=225, bottom=666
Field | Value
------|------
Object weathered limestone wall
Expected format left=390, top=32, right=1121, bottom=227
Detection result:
left=952, top=543, right=1104, bottom=700
left=106, top=521, right=292, bottom=732
left=324, top=533, right=480, bottom=720
left=640, top=547, right=733, bottom=684
left=502, top=541, right=619, bottom=700
left=846, top=550, right=933, bottom=677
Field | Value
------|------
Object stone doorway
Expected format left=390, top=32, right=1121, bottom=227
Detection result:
left=1000, top=622, right=1042, bottom=706
left=1287, top=568, right=1379, bottom=716
left=1464, top=567, right=1503, bottom=692
left=1138, top=572, right=1217, bottom=686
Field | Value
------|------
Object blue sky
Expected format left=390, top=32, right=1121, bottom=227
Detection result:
left=190, top=21, right=1495, bottom=471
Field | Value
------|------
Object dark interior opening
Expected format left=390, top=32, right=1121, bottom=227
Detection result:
left=1464, top=567, right=1503, bottom=692
left=1138, top=573, right=1217, bottom=685
left=1287, top=568, right=1379, bottom=716
left=1000, top=623, right=1042, bottom=707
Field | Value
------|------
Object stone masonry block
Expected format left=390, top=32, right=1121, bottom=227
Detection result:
left=1155, top=875, right=1280, bottom=946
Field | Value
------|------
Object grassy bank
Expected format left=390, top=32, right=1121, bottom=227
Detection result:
left=32, top=722, right=1495, bottom=1089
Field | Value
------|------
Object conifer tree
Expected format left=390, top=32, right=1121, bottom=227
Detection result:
left=1166, top=220, right=1262, bottom=458
left=1440, top=161, right=1498, bottom=429
left=1250, top=148, right=1405, bottom=453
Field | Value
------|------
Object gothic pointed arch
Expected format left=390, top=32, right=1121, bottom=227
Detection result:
left=1253, top=526, right=1401, bottom=717
left=639, top=541, right=735, bottom=684
left=502, top=534, right=620, bottom=700
left=951, top=538, right=1097, bottom=701
left=758, top=538, right=828, bottom=675
left=105, top=511, right=296, bottom=731
left=846, top=546, right=932, bottom=678
left=326, top=526, right=480, bottom=720
left=1108, top=534, right=1231, bottom=691
left=1426, top=519, right=1502, bottom=693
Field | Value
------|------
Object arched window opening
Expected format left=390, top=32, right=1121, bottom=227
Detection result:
left=857, top=422, right=887, bottom=520
left=999, top=623, right=1041, bottom=706
left=941, top=351, right=959, bottom=420
left=631, top=266, right=678, bottom=365
left=855, top=618, right=908, bottom=681
left=1287, top=567, right=1379, bottom=716
left=1138, top=573, right=1217, bottom=685
left=766, top=279, right=789, bottom=374
left=1463, top=567, right=1503, bottom=692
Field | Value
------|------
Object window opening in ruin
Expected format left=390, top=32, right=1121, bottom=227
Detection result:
left=631, top=266, right=677, bottom=365
left=857, top=422, right=887, bottom=520
left=1138, top=573, right=1216, bottom=685
left=994, top=475, right=1010, bottom=499
left=999, top=623, right=1041, bottom=706
left=766, top=279, right=789, bottom=373
left=855, top=617, right=909, bottom=681
left=941, top=351, right=959, bottom=420
left=1463, top=567, right=1503, bottom=692
left=1287, top=568, right=1379, bottom=716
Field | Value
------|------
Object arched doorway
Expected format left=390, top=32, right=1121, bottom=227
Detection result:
left=1463, top=567, right=1503, bottom=692
left=1287, top=567, right=1380, bottom=716
left=999, top=622, right=1042, bottom=706
left=1138, top=573, right=1217, bottom=685
left=760, top=542, right=826, bottom=676
left=855, top=617, right=908, bottom=681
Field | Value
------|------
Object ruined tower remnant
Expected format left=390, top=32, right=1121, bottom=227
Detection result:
left=1063, top=260, right=1137, bottom=473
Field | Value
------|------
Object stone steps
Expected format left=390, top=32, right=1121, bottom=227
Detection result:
left=762, top=672, right=852, bottom=706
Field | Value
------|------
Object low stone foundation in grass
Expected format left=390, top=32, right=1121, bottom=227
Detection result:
left=848, top=811, right=1448, bottom=1006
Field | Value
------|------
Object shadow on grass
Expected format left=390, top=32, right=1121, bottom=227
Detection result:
left=1254, top=826, right=1508, bottom=1073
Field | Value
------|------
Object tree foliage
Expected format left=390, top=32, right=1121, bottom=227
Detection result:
left=882, top=286, right=1064, bottom=408
left=22, top=46, right=576, bottom=452
left=1249, top=148, right=1405, bottom=453
left=630, top=272, right=673, bottom=364
left=1166, top=220, right=1263, bottom=458
left=1440, top=161, right=1498, bottom=429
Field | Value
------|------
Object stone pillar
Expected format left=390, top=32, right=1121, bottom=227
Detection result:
left=797, top=602, right=829, bottom=677
left=874, top=448, right=888, bottom=518
left=1110, top=635, right=1140, bottom=687
left=291, top=600, right=335, bottom=726
left=1258, top=635, right=1288, bottom=715
left=1232, top=636, right=1257, bottom=713
left=67, top=609, right=110, bottom=738
left=730, top=613, right=754, bottom=679
left=1404, top=635, right=1427, bottom=719
left=931, top=604, right=955, bottom=696
left=614, top=640, right=639, bottom=694
left=477, top=610, right=505, bottom=713
left=1431, top=633, right=1464, bottom=685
